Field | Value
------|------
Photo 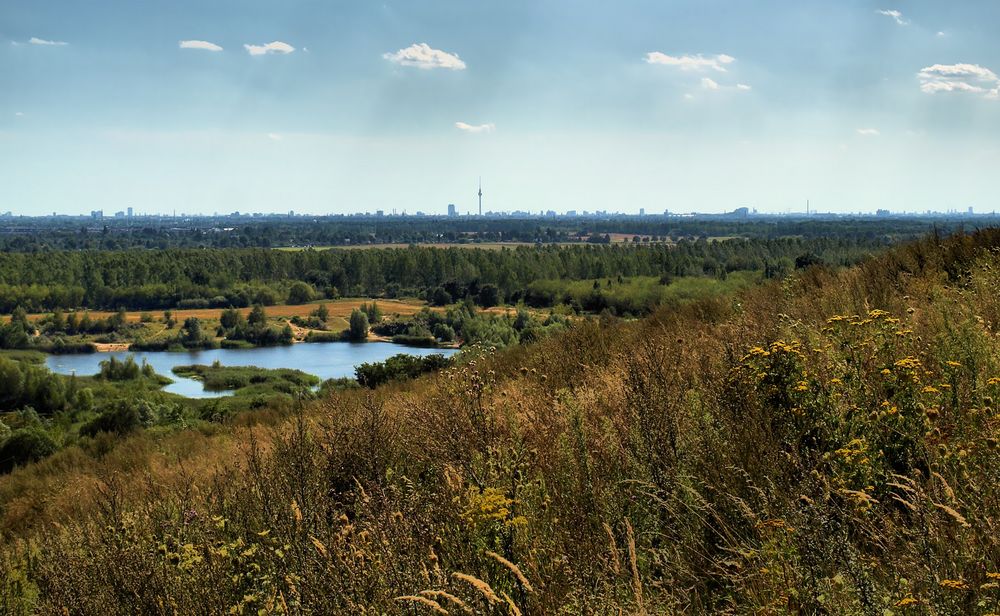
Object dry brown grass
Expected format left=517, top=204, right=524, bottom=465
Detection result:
left=2, top=230, right=1000, bottom=614
left=7, top=298, right=429, bottom=323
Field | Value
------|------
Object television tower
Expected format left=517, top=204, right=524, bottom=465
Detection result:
left=478, top=177, right=483, bottom=217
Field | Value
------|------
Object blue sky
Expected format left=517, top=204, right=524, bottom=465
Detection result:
left=2, top=0, right=999, bottom=215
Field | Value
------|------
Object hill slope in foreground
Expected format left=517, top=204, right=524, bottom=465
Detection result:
left=3, top=230, right=1000, bottom=614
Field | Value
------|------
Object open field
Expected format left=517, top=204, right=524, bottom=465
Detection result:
left=5, top=298, right=429, bottom=323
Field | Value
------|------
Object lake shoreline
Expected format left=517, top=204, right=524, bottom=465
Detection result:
left=46, top=340, right=459, bottom=399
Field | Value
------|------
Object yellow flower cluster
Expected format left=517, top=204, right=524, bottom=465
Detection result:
left=939, top=579, right=969, bottom=590
left=895, top=357, right=922, bottom=370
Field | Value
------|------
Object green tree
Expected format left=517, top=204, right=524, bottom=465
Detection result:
left=311, top=303, right=330, bottom=323
left=431, top=287, right=452, bottom=306
left=248, top=305, right=267, bottom=327
left=182, top=318, right=204, bottom=344
left=220, top=308, right=243, bottom=330
left=348, top=309, right=369, bottom=342
left=476, top=284, right=501, bottom=308
left=287, top=281, right=315, bottom=305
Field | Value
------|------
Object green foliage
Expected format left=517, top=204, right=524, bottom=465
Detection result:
left=476, top=283, right=501, bottom=308
left=347, top=309, right=369, bottom=342
left=355, top=353, right=451, bottom=388
left=431, top=287, right=452, bottom=306
left=287, top=281, right=315, bottom=305
left=0, top=357, right=67, bottom=414
left=220, top=306, right=293, bottom=347
left=525, top=273, right=758, bottom=316
left=172, top=364, right=319, bottom=394
left=79, top=403, right=144, bottom=438
left=311, top=303, right=330, bottom=323
left=0, top=428, right=57, bottom=474
left=359, top=301, right=381, bottom=323
left=98, top=356, right=156, bottom=381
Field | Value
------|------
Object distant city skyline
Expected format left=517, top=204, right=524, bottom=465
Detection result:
left=2, top=0, right=999, bottom=215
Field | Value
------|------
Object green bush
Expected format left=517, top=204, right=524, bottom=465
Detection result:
left=0, top=428, right=58, bottom=473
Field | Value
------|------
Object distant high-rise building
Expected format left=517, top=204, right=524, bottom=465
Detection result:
left=127, top=206, right=134, bottom=217
left=639, top=208, right=645, bottom=216
left=447, top=203, right=457, bottom=217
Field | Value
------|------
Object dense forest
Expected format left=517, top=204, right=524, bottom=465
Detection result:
left=0, top=214, right=991, bottom=251
left=2, top=228, right=1000, bottom=613
left=0, top=237, right=890, bottom=312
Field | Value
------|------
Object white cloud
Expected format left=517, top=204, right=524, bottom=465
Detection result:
left=877, top=9, right=908, bottom=25
left=683, top=93, right=695, bottom=100
left=937, top=31, right=947, bottom=37
left=856, top=128, right=880, bottom=136
left=455, top=122, right=494, bottom=134
left=29, top=37, right=67, bottom=46
left=645, top=52, right=735, bottom=72
left=179, top=40, right=223, bottom=52
left=918, top=63, right=999, bottom=99
left=736, top=83, right=752, bottom=91
left=383, top=43, right=466, bottom=70
left=267, top=133, right=283, bottom=141
left=14, top=112, right=24, bottom=117
left=701, top=77, right=720, bottom=90
left=244, top=41, right=295, bottom=56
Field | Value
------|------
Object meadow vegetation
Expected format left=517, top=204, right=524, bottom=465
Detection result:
left=1, top=229, right=999, bottom=613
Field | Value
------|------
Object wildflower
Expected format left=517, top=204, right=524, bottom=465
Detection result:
left=946, top=361, right=962, bottom=368
left=895, top=596, right=919, bottom=607
left=922, top=386, right=940, bottom=394
left=939, top=579, right=968, bottom=590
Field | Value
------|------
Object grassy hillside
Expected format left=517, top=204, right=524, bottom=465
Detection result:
left=3, top=230, right=1000, bottom=614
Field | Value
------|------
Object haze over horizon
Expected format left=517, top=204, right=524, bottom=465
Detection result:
left=2, top=0, right=999, bottom=216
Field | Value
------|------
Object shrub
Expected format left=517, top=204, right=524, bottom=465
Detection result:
left=79, top=404, right=142, bottom=438
left=0, top=428, right=58, bottom=473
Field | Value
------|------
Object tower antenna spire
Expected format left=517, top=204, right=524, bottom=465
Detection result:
left=478, top=177, right=483, bottom=217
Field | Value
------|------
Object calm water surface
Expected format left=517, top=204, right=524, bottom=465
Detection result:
left=46, top=342, right=458, bottom=398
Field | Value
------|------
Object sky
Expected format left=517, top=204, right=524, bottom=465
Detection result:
left=2, top=0, right=999, bottom=216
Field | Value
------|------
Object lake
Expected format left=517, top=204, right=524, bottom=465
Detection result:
left=46, top=342, right=459, bottom=398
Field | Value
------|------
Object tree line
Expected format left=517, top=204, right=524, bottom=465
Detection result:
left=0, top=238, right=891, bottom=313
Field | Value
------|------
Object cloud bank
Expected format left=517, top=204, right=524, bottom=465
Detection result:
left=918, top=63, right=999, bottom=99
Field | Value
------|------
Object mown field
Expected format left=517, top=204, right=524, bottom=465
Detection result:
left=6, top=298, right=427, bottom=324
